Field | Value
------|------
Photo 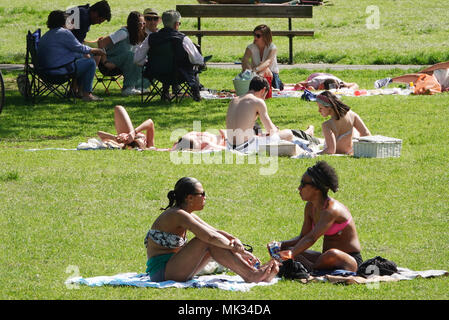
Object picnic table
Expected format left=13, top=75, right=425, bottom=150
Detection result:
left=176, top=4, right=314, bottom=64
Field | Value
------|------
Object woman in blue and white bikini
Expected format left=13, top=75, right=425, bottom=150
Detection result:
left=315, top=91, right=371, bottom=155
left=144, top=177, right=280, bottom=282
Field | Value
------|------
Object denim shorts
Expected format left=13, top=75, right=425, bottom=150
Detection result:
left=272, top=72, right=284, bottom=90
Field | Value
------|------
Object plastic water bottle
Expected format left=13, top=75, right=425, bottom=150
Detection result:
left=409, top=82, right=415, bottom=93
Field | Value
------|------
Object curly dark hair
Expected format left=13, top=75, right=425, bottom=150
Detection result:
left=306, top=160, right=339, bottom=197
left=46, top=10, right=67, bottom=29
left=161, top=177, right=201, bottom=210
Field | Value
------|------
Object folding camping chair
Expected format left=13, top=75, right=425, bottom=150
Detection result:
left=141, top=40, right=195, bottom=103
left=93, top=62, right=123, bottom=95
left=24, top=29, right=77, bottom=104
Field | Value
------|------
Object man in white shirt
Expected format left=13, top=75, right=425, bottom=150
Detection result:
left=134, top=10, right=205, bottom=101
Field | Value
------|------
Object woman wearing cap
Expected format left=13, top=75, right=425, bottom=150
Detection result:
left=276, top=161, right=363, bottom=272
left=315, top=91, right=371, bottom=155
left=241, top=24, right=283, bottom=90
left=144, top=177, right=280, bottom=282
left=97, top=11, right=149, bottom=96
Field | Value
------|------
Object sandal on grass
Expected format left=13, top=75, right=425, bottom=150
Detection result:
left=82, top=94, right=103, bottom=102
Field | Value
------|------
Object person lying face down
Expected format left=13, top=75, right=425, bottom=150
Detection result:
left=295, top=73, right=359, bottom=91
left=315, top=91, right=371, bottom=155
left=144, top=176, right=280, bottom=282
left=171, top=130, right=228, bottom=151
left=171, top=125, right=267, bottom=152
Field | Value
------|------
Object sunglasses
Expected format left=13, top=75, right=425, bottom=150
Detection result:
left=254, top=33, right=262, bottom=39
left=193, top=191, right=206, bottom=197
left=145, top=17, right=159, bottom=22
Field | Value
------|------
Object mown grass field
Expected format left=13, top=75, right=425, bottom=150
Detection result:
left=1, top=0, right=449, bottom=64
left=0, top=67, right=448, bottom=300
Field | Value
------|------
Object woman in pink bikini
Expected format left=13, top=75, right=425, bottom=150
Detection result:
left=316, top=91, right=371, bottom=155
left=277, top=161, right=363, bottom=272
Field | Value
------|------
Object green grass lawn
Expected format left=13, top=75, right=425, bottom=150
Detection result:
left=0, top=67, right=448, bottom=300
left=1, top=0, right=449, bottom=64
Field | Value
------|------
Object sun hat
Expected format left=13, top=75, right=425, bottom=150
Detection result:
left=143, top=8, right=159, bottom=17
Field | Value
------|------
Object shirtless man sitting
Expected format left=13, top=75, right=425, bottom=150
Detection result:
left=226, top=75, right=298, bottom=153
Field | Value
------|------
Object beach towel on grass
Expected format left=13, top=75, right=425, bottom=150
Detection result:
left=65, top=273, right=279, bottom=292
left=66, top=267, right=446, bottom=290
left=299, top=267, right=448, bottom=285
left=200, top=87, right=411, bottom=100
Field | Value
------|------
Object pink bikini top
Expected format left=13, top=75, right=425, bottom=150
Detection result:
left=312, top=198, right=352, bottom=236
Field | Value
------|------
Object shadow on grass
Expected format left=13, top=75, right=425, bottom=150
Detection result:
left=0, top=87, right=230, bottom=142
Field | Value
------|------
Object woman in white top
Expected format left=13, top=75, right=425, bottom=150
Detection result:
left=97, top=11, right=149, bottom=96
left=316, top=91, right=371, bottom=155
left=242, top=24, right=283, bottom=90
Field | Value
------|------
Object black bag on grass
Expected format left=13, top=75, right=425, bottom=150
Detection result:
left=357, top=256, right=398, bottom=277
left=277, top=259, right=310, bottom=280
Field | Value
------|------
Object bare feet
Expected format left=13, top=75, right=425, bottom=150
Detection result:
left=245, top=259, right=280, bottom=283
left=305, top=125, right=315, bottom=136
left=261, top=259, right=280, bottom=282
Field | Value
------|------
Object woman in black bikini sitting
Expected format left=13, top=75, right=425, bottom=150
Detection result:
left=145, top=177, right=280, bottom=282
left=276, top=161, right=363, bottom=272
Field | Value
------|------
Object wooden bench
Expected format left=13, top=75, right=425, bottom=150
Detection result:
left=176, top=4, right=314, bottom=64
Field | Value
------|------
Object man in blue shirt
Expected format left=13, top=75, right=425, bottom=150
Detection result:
left=38, top=10, right=106, bottom=101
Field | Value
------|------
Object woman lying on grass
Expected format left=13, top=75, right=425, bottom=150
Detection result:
left=97, top=105, right=227, bottom=151
left=171, top=130, right=227, bottom=151
left=316, top=91, right=371, bottom=155
left=97, top=105, right=155, bottom=149
left=294, top=73, right=359, bottom=91
left=277, top=161, right=363, bottom=272
left=145, top=177, right=280, bottom=282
